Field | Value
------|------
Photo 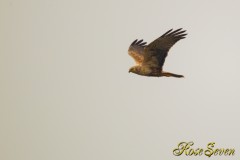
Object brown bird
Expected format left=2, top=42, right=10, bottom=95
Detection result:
left=128, top=28, right=187, bottom=78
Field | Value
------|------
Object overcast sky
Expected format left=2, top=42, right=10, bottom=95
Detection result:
left=1, top=0, right=240, bottom=160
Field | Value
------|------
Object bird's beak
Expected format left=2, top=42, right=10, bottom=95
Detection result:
left=129, top=68, right=133, bottom=73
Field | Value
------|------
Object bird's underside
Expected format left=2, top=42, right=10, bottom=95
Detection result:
left=130, top=66, right=184, bottom=78
left=128, top=28, right=187, bottom=78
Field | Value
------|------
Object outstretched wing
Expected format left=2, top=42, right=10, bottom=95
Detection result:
left=142, top=28, right=187, bottom=68
left=128, top=39, right=147, bottom=65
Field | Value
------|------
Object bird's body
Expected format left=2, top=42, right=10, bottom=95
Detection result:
left=128, top=28, right=187, bottom=78
left=129, top=66, right=184, bottom=77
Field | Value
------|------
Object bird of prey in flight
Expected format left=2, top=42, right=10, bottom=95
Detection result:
left=128, top=28, right=187, bottom=78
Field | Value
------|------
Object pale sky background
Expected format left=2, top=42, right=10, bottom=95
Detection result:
left=1, top=0, right=240, bottom=160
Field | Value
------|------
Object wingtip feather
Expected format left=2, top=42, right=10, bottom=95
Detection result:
left=131, top=39, right=138, bottom=45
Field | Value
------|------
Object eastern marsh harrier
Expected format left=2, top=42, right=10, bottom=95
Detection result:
left=128, top=28, right=187, bottom=78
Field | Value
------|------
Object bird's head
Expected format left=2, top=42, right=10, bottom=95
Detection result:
left=129, top=67, right=134, bottom=73
left=128, top=66, right=139, bottom=74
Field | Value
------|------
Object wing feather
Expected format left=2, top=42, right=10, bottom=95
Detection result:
left=142, top=28, right=187, bottom=68
left=128, top=39, right=147, bottom=65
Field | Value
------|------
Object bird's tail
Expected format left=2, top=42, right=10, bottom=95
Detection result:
left=162, top=72, right=184, bottom=78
